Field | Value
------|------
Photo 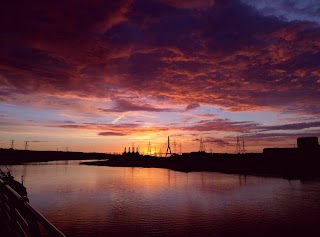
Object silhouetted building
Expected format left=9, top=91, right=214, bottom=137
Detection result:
left=297, top=137, right=319, bottom=149
left=263, top=147, right=298, bottom=158
left=122, top=146, right=140, bottom=157
left=263, top=137, right=320, bottom=159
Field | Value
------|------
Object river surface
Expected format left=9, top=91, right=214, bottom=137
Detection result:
left=7, top=160, right=320, bottom=237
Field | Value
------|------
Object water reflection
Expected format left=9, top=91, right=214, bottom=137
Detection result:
left=7, top=161, right=320, bottom=237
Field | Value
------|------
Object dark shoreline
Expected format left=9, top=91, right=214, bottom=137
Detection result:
left=0, top=148, right=115, bottom=164
left=1, top=148, right=320, bottom=180
left=80, top=152, right=320, bottom=180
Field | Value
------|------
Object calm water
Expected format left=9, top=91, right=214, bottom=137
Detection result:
left=7, top=160, right=320, bottom=237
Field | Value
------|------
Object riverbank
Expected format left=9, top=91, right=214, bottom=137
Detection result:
left=80, top=153, right=320, bottom=180
left=0, top=148, right=115, bottom=164
left=2, top=148, right=319, bottom=180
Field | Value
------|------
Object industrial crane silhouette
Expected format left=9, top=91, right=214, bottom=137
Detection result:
left=165, top=136, right=172, bottom=157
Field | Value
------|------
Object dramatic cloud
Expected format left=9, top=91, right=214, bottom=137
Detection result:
left=1, top=0, right=319, bottom=152
left=40, top=118, right=320, bottom=141
left=240, top=131, right=320, bottom=146
left=185, top=119, right=258, bottom=132
left=242, top=0, right=320, bottom=24
left=55, top=122, right=169, bottom=136
left=1, top=0, right=319, bottom=116
left=183, top=118, right=320, bottom=134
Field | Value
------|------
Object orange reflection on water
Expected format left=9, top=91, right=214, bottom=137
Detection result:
left=9, top=161, right=320, bottom=237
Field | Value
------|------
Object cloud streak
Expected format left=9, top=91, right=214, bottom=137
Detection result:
left=50, top=119, right=320, bottom=139
left=112, top=112, right=129, bottom=124
left=257, top=121, right=320, bottom=131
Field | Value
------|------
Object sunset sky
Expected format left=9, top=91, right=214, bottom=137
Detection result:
left=0, top=0, right=319, bottom=154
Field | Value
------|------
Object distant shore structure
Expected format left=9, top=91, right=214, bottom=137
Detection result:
left=122, top=145, right=139, bottom=156
left=235, top=135, right=246, bottom=154
left=263, top=137, right=320, bottom=157
left=199, top=136, right=204, bottom=152
left=297, top=137, right=318, bottom=149
left=24, top=141, right=29, bottom=150
left=165, top=136, right=172, bottom=157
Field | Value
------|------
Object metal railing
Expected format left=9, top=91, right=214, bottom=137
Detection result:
left=0, top=178, right=66, bottom=237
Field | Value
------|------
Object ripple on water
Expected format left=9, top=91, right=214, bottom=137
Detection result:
left=9, top=164, right=320, bottom=237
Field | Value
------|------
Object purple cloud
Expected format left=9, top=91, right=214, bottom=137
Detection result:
left=258, top=121, right=320, bottom=131
left=0, top=0, right=319, bottom=136
left=203, top=137, right=233, bottom=147
left=185, top=103, right=200, bottom=111
left=99, top=99, right=177, bottom=113
left=98, top=131, right=126, bottom=136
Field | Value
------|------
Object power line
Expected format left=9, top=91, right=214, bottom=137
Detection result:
left=235, top=135, right=246, bottom=154
left=235, top=134, right=241, bottom=154
left=24, top=141, right=29, bottom=150
left=241, top=139, right=246, bottom=154
left=147, top=141, right=151, bottom=155
left=173, top=139, right=177, bottom=154
left=199, top=136, right=204, bottom=152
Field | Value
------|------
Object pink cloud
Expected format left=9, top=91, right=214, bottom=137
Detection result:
left=0, top=0, right=319, bottom=119
left=99, top=98, right=177, bottom=113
